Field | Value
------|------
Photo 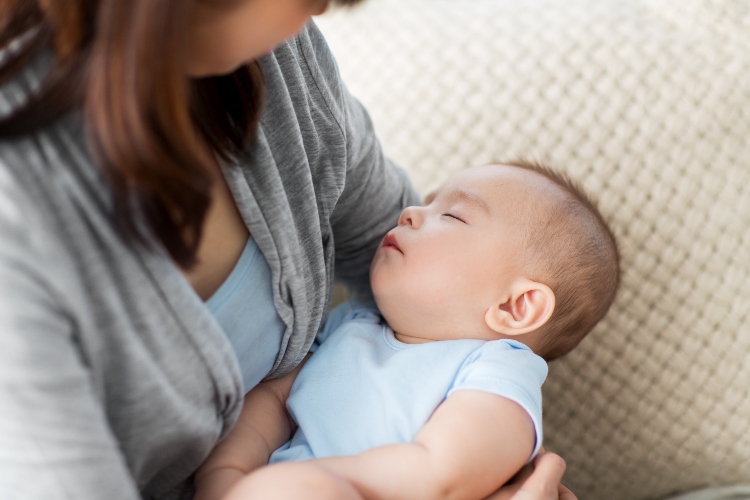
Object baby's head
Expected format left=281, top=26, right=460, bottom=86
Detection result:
left=370, top=161, right=620, bottom=361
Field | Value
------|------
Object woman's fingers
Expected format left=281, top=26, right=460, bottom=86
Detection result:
left=531, top=452, right=567, bottom=491
left=511, top=452, right=575, bottom=500
left=558, top=482, right=578, bottom=500
left=483, top=452, right=577, bottom=500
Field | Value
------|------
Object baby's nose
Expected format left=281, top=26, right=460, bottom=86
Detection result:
left=398, top=206, right=422, bottom=227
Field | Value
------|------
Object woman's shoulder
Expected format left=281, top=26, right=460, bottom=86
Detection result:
left=0, top=40, right=91, bottom=200
left=0, top=99, right=107, bottom=300
left=0, top=108, right=98, bottom=215
left=0, top=143, right=79, bottom=322
left=251, top=22, right=354, bottom=205
left=0, top=156, right=41, bottom=247
left=261, top=21, right=347, bottom=127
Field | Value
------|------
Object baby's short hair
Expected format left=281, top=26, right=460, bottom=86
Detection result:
left=502, top=160, right=621, bottom=361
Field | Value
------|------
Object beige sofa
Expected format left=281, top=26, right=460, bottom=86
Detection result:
left=317, top=1, right=750, bottom=498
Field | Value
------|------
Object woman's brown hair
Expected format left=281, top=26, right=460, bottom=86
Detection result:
left=0, top=0, right=361, bottom=268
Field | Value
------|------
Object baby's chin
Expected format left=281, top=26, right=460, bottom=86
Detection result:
left=371, top=291, right=432, bottom=338
left=370, top=289, right=402, bottom=328
left=370, top=286, right=387, bottom=314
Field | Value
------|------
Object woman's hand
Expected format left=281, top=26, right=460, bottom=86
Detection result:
left=485, top=452, right=577, bottom=500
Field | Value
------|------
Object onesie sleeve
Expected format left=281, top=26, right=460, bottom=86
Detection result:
left=448, top=340, right=548, bottom=460
left=301, top=22, right=421, bottom=301
left=0, top=184, right=140, bottom=499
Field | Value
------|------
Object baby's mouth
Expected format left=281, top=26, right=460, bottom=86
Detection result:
left=382, top=233, right=403, bottom=253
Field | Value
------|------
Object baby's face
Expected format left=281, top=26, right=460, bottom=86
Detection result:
left=370, top=164, right=550, bottom=343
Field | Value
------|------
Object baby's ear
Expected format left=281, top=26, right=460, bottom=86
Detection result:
left=485, top=279, right=555, bottom=336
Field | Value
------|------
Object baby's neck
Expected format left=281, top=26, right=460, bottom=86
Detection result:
left=393, top=331, right=435, bottom=345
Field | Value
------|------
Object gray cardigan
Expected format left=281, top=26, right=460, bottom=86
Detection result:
left=0, top=23, right=418, bottom=500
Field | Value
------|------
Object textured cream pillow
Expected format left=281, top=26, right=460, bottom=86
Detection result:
left=317, top=1, right=750, bottom=498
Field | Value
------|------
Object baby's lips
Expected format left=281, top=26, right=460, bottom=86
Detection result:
left=383, top=232, right=403, bottom=253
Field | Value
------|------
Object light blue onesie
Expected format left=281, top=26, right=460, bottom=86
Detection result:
left=269, top=302, right=548, bottom=464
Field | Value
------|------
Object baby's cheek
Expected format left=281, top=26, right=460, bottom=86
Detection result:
left=369, top=255, right=389, bottom=284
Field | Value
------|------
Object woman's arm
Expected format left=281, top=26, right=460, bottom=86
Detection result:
left=0, top=196, right=141, bottom=499
left=193, top=357, right=308, bottom=500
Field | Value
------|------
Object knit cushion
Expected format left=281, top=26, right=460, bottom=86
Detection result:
left=317, top=1, right=750, bottom=498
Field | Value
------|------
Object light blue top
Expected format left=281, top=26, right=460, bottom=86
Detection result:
left=206, top=237, right=285, bottom=393
left=269, top=302, right=548, bottom=464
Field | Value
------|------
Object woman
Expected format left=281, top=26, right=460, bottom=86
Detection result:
left=0, top=0, right=573, bottom=498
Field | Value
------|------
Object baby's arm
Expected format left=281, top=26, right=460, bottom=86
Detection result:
left=193, top=358, right=307, bottom=500
left=314, top=389, right=535, bottom=500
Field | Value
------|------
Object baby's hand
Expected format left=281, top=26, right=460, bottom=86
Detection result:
left=223, top=462, right=363, bottom=500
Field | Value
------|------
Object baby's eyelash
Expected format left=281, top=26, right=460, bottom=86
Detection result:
left=441, top=213, right=465, bottom=222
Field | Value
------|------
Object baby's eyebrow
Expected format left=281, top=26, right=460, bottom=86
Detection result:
left=448, top=188, right=491, bottom=215
left=424, top=188, right=491, bottom=215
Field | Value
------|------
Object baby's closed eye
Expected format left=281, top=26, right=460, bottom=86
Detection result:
left=441, top=213, right=465, bottom=222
